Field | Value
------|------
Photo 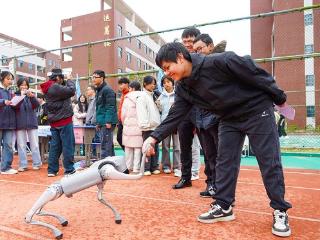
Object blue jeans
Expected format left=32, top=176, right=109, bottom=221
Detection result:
left=100, top=125, right=115, bottom=158
left=48, top=123, right=75, bottom=174
left=0, top=130, right=14, bottom=171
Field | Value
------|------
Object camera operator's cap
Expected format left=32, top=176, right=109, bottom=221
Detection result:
left=49, top=68, right=63, bottom=79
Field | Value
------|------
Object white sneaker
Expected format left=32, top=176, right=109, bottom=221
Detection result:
left=173, top=169, right=181, bottom=177
left=144, top=171, right=151, bottom=176
left=191, top=172, right=200, bottom=181
left=1, top=168, right=18, bottom=174
left=163, top=168, right=172, bottom=174
left=152, top=170, right=161, bottom=175
left=272, top=210, right=291, bottom=237
left=18, top=167, right=28, bottom=172
left=32, top=166, right=41, bottom=170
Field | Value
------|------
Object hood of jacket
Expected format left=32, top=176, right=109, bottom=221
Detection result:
left=40, top=80, right=55, bottom=94
left=160, top=88, right=175, bottom=98
left=126, top=90, right=142, bottom=103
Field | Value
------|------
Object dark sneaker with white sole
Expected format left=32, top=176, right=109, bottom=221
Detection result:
left=197, top=203, right=235, bottom=223
left=200, top=185, right=216, bottom=198
left=272, top=210, right=291, bottom=237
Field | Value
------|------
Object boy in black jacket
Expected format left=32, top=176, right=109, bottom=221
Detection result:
left=143, top=42, right=292, bottom=237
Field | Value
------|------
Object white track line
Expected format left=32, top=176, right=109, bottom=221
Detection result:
left=0, top=225, right=49, bottom=240
left=160, top=176, right=320, bottom=191
left=240, top=168, right=320, bottom=176
left=90, top=190, right=320, bottom=223
left=0, top=179, right=319, bottom=223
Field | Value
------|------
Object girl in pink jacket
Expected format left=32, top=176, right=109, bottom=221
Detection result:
left=121, top=81, right=143, bottom=173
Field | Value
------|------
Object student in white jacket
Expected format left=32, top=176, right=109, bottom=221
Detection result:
left=136, top=76, right=161, bottom=176
left=157, top=76, right=181, bottom=177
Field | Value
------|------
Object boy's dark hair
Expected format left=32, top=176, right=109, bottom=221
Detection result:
left=17, top=78, right=29, bottom=89
left=181, top=27, right=201, bottom=39
left=93, top=70, right=105, bottom=79
left=118, top=77, right=130, bottom=84
left=161, top=75, right=174, bottom=87
left=0, top=71, right=14, bottom=82
left=155, top=42, right=192, bottom=68
left=129, top=80, right=141, bottom=91
left=194, top=33, right=213, bottom=45
left=143, top=75, right=156, bottom=87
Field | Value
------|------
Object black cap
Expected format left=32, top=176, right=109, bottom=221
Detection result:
left=50, top=68, right=63, bottom=80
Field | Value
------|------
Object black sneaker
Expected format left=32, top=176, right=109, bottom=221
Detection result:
left=200, top=185, right=216, bottom=198
left=197, top=203, right=235, bottom=223
left=64, top=169, right=76, bottom=176
left=272, top=210, right=291, bottom=237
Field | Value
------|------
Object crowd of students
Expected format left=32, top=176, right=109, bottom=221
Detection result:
left=0, top=27, right=292, bottom=238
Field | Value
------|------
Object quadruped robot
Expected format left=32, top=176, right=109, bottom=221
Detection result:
left=25, top=155, right=146, bottom=239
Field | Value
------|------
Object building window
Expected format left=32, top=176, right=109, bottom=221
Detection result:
left=127, top=32, right=131, bottom=43
left=28, top=77, right=35, bottom=83
left=144, top=45, right=148, bottom=54
left=17, top=75, right=25, bottom=81
left=1, top=55, right=8, bottom=65
left=117, top=47, right=123, bottom=58
left=117, top=25, right=122, bottom=37
left=126, top=52, right=132, bottom=63
left=143, top=63, right=148, bottom=70
left=117, top=68, right=122, bottom=73
left=137, top=39, right=142, bottom=49
left=304, top=14, right=313, bottom=26
left=307, top=106, right=315, bottom=117
left=305, top=44, right=314, bottom=54
left=37, top=66, right=45, bottom=73
left=18, top=60, right=24, bottom=68
left=149, top=48, right=153, bottom=57
left=48, top=59, right=53, bottom=66
left=28, top=63, right=33, bottom=70
left=306, top=75, right=315, bottom=86
left=137, top=59, right=141, bottom=69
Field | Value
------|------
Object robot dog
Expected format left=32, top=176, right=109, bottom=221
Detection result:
left=25, top=155, right=145, bottom=239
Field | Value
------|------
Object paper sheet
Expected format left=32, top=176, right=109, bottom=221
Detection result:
left=10, top=95, right=25, bottom=106
left=275, top=103, right=295, bottom=120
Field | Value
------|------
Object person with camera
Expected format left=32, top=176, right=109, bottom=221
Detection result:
left=40, top=69, right=76, bottom=177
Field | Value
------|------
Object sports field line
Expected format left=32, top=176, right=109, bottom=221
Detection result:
left=240, top=168, right=320, bottom=176
left=1, top=179, right=319, bottom=223
left=90, top=190, right=320, bottom=223
left=160, top=176, right=320, bottom=191
left=1, top=175, right=320, bottom=191
left=0, top=224, right=50, bottom=240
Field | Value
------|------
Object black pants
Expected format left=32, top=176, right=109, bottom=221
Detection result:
left=178, top=118, right=195, bottom=181
left=142, top=131, right=159, bottom=172
left=215, top=107, right=292, bottom=211
left=117, top=121, right=124, bottom=150
left=197, top=123, right=219, bottom=186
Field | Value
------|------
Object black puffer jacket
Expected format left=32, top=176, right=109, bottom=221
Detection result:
left=40, top=79, right=75, bottom=123
left=151, top=52, right=286, bottom=142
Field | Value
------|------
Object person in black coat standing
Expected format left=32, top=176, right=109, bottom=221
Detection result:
left=142, top=42, right=292, bottom=238
left=40, top=69, right=76, bottom=177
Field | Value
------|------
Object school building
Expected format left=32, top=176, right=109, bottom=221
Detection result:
left=0, top=33, right=60, bottom=92
left=250, top=0, right=320, bottom=129
left=60, top=0, right=165, bottom=93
